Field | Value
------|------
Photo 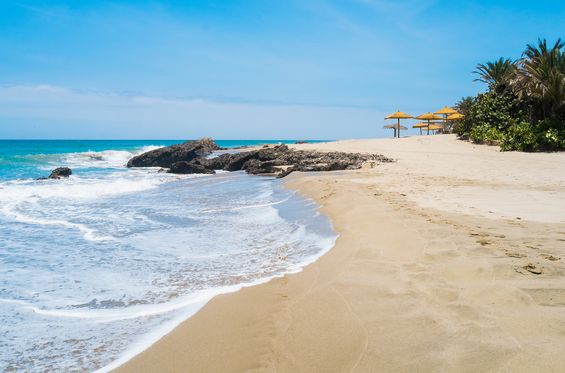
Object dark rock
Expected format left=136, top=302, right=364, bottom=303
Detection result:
left=274, top=144, right=289, bottom=152
left=48, top=167, right=72, bottom=179
left=234, top=146, right=393, bottom=178
left=168, top=161, right=215, bottom=175
left=127, top=137, right=220, bottom=168
left=223, top=152, right=259, bottom=171
left=276, top=168, right=295, bottom=178
left=199, top=154, right=232, bottom=170
left=242, top=159, right=276, bottom=174
left=128, top=138, right=394, bottom=179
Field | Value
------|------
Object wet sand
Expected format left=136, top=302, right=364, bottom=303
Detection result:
left=116, top=135, right=565, bottom=372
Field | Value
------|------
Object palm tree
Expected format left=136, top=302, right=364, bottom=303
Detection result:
left=455, top=96, right=475, bottom=116
left=473, top=57, right=516, bottom=92
left=516, top=38, right=565, bottom=120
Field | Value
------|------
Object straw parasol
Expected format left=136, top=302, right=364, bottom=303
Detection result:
left=435, top=106, right=458, bottom=116
left=384, top=123, right=408, bottom=138
left=385, top=111, right=413, bottom=138
left=428, top=124, right=443, bottom=133
left=446, top=113, right=464, bottom=121
left=415, top=112, right=442, bottom=135
left=412, top=122, right=429, bottom=135
left=435, top=106, right=459, bottom=132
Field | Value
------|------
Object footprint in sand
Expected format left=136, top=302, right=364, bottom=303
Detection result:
left=517, top=264, right=543, bottom=275
left=505, top=251, right=527, bottom=258
left=540, top=254, right=561, bottom=261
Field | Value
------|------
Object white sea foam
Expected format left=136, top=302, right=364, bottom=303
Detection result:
left=1, top=205, right=113, bottom=241
left=0, top=148, right=338, bottom=372
left=96, top=229, right=338, bottom=373
left=0, top=172, right=169, bottom=241
left=200, top=197, right=290, bottom=213
left=62, top=145, right=163, bottom=169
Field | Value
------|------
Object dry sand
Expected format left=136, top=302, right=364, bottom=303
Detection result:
left=116, top=135, right=565, bottom=372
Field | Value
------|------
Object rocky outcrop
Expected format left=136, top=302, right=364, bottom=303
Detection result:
left=168, top=161, right=215, bottom=174
left=128, top=139, right=393, bottom=178
left=129, top=140, right=394, bottom=178
left=48, top=167, right=73, bottom=179
left=126, top=138, right=220, bottom=168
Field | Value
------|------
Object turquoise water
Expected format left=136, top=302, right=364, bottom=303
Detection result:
left=0, top=139, right=327, bottom=180
left=0, top=139, right=336, bottom=372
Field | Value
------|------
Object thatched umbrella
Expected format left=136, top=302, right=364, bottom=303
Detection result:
left=435, top=106, right=459, bottom=132
left=384, top=123, right=408, bottom=138
left=412, top=122, right=429, bottom=135
left=446, top=113, right=464, bottom=121
left=415, top=112, right=442, bottom=135
left=385, top=111, right=413, bottom=138
left=428, top=124, right=443, bottom=134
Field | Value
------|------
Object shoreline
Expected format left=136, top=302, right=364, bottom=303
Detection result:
left=116, top=135, right=565, bottom=372
left=98, top=174, right=338, bottom=373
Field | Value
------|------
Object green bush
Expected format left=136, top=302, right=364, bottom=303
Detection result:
left=499, top=120, right=539, bottom=151
left=458, top=91, right=529, bottom=144
left=537, top=118, right=565, bottom=150
left=498, top=119, right=565, bottom=151
left=469, top=123, right=503, bottom=144
left=461, top=38, right=565, bottom=152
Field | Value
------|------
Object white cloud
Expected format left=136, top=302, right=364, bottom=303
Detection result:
left=0, top=85, right=390, bottom=139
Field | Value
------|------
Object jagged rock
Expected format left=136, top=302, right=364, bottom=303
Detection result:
left=276, top=167, right=295, bottom=178
left=48, top=167, right=72, bottom=179
left=223, top=152, right=259, bottom=171
left=168, top=161, right=215, bottom=175
left=127, top=138, right=220, bottom=168
left=237, top=147, right=392, bottom=177
left=241, top=159, right=276, bottom=174
left=197, top=154, right=231, bottom=170
left=130, top=139, right=394, bottom=178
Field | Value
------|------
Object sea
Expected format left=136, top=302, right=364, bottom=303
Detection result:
left=0, top=140, right=338, bottom=372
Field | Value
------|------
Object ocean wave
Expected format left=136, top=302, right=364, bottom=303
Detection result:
left=1, top=204, right=113, bottom=241
left=24, top=284, right=247, bottom=323
left=200, top=197, right=290, bottom=213
left=0, top=173, right=164, bottom=201
left=0, top=161, right=339, bottom=372
left=17, top=145, right=164, bottom=171
left=62, top=145, right=163, bottom=169
left=0, top=172, right=167, bottom=241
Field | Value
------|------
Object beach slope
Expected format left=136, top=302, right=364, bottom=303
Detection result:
left=117, top=135, right=565, bottom=372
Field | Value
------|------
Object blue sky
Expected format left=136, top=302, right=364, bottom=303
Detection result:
left=0, top=0, right=563, bottom=139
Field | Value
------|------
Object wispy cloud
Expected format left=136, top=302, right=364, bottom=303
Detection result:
left=0, top=85, right=387, bottom=139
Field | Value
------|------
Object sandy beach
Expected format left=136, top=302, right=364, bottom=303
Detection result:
left=116, top=135, right=565, bottom=372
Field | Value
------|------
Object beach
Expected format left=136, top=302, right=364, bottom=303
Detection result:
left=116, top=134, right=565, bottom=372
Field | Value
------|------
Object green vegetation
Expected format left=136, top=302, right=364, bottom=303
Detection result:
left=454, top=38, right=565, bottom=151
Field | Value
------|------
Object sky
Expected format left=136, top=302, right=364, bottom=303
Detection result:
left=0, top=0, right=564, bottom=139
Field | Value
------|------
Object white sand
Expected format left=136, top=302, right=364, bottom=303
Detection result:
left=117, top=135, right=565, bottom=372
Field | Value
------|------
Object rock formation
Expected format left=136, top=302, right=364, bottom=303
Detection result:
left=128, top=139, right=394, bottom=178
left=126, top=137, right=220, bottom=168
left=47, top=167, right=73, bottom=179
left=168, top=160, right=216, bottom=174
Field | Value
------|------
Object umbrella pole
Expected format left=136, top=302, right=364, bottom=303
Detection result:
left=427, top=120, right=430, bottom=135
left=397, top=119, right=400, bottom=138
left=443, top=114, right=447, bottom=133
